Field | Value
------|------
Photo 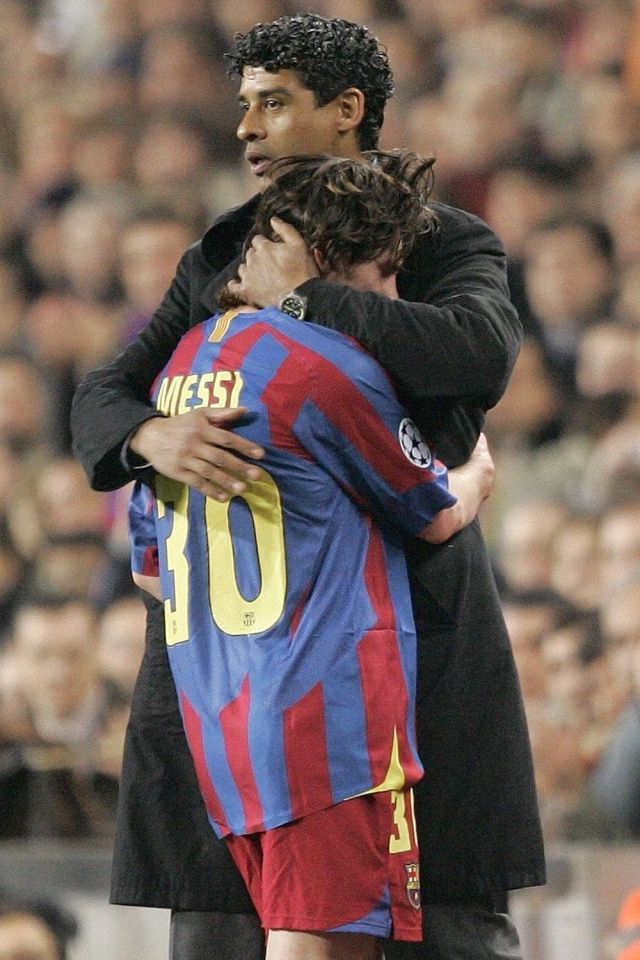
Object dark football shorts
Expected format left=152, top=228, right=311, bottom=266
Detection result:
left=225, top=788, right=422, bottom=942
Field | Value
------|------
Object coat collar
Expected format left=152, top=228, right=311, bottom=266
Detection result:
left=200, top=194, right=260, bottom=314
left=201, top=194, right=260, bottom=266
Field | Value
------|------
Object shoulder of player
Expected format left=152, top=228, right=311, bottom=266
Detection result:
left=259, top=307, right=392, bottom=397
left=156, top=319, right=211, bottom=380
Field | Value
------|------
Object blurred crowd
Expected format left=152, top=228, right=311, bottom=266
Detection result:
left=0, top=0, right=639, bottom=847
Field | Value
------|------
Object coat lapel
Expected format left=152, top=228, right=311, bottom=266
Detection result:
left=199, top=194, right=260, bottom=315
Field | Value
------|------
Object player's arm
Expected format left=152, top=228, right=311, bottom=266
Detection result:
left=293, top=358, right=458, bottom=538
left=129, top=480, right=162, bottom=601
left=419, top=434, right=495, bottom=544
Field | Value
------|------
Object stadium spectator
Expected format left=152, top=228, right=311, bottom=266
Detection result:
left=0, top=538, right=24, bottom=642
left=117, top=205, right=199, bottom=341
left=599, top=501, right=640, bottom=597
left=501, top=588, right=571, bottom=707
left=495, top=498, right=570, bottom=594
left=550, top=513, right=601, bottom=611
left=614, top=263, right=640, bottom=324
left=58, top=191, right=130, bottom=304
left=70, top=111, right=135, bottom=191
left=0, top=355, right=53, bottom=459
left=576, top=73, right=640, bottom=175
left=0, top=260, right=27, bottom=352
left=0, top=890, right=78, bottom=960
left=483, top=155, right=576, bottom=262
left=0, top=596, right=119, bottom=839
left=132, top=112, right=219, bottom=225
left=521, top=214, right=616, bottom=391
left=576, top=577, right=640, bottom=838
left=29, top=534, right=113, bottom=605
left=137, top=23, right=232, bottom=132
left=602, top=153, right=640, bottom=267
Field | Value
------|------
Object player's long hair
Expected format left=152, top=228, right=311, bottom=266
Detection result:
left=218, top=150, right=438, bottom=309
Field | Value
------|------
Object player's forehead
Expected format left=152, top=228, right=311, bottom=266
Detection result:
left=238, top=66, right=313, bottom=103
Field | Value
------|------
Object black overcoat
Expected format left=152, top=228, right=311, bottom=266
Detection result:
left=71, top=197, right=546, bottom=908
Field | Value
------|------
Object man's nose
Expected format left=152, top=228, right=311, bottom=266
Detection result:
left=237, top=109, right=265, bottom=142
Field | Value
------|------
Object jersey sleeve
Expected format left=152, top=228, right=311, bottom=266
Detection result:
left=129, top=480, right=160, bottom=577
left=293, top=350, right=457, bottom=537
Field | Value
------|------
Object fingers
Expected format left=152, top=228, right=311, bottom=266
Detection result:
left=140, top=407, right=266, bottom=500
left=179, top=408, right=265, bottom=500
left=245, top=219, right=303, bottom=250
left=181, top=459, right=254, bottom=502
left=270, top=217, right=304, bottom=243
left=201, top=410, right=265, bottom=461
left=176, top=440, right=262, bottom=500
left=472, top=432, right=488, bottom=453
left=182, top=445, right=262, bottom=494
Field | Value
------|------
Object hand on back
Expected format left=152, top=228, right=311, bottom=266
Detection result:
left=130, top=407, right=265, bottom=501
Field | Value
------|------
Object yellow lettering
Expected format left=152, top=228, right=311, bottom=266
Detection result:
left=157, top=371, right=244, bottom=416
left=156, top=477, right=190, bottom=646
left=196, top=373, right=215, bottom=408
left=156, top=468, right=287, bottom=641
left=178, top=374, right=199, bottom=414
left=229, top=371, right=244, bottom=408
left=206, top=468, right=286, bottom=635
left=211, top=371, right=233, bottom=407
left=389, top=790, right=412, bottom=854
left=156, top=376, right=184, bottom=416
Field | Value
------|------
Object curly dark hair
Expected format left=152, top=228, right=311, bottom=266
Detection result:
left=218, top=150, right=437, bottom=309
left=225, top=14, right=394, bottom=151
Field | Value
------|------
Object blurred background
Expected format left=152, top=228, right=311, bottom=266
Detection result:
left=0, top=0, right=639, bottom=957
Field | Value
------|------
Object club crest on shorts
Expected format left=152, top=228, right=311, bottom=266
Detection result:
left=398, top=418, right=432, bottom=469
left=405, top=861, right=421, bottom=910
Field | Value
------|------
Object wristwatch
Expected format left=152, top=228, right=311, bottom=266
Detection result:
left=278, top=290, right=308, bottom=320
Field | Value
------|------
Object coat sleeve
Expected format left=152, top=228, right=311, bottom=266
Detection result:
left=71, top=247, right=196, bottom=491
left=297, top=207, right=522, bottom=410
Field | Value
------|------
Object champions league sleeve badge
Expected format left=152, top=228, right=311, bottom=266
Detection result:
left=405, top=861, right=421, bottom=909
left=398, top=418, right=433, bottom=469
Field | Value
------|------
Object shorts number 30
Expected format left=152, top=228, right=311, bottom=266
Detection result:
left=156, top=470, right=287, bottom=643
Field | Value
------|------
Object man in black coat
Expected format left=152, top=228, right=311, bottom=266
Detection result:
left=71, top=14, right=545, bottom=960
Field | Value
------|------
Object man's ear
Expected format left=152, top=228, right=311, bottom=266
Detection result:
left=312, top=248, right=328, bottom=274
left=336, top=87, right=365, bottom=134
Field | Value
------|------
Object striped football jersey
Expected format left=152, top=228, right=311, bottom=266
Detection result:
left=129, top=306, right=455, bottom=837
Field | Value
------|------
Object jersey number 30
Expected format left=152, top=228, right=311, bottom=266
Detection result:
left=156, top=472, right=287, bottom=643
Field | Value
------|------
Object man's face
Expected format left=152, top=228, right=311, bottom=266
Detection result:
left=0, top=913, right=60, bottom=960
left=14, top=604, right=98, bottom=721
left=237, top=67, right=356, bottom=182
